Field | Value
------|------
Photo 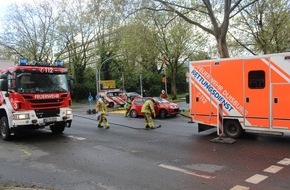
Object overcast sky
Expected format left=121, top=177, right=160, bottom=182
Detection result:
left=0, top=1, right=15, bottom=27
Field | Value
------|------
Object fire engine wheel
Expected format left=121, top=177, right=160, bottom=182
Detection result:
left=159, top=109, right=167, bottom=119
left=130, top=110, right=138, bottom=118
left=108, top=102, right=114, bottom=108
left=0, top=116, right=11, bottom=141
left=50, top=122, right=66, bottom=134
left=223, top=120, right=243, bottom=139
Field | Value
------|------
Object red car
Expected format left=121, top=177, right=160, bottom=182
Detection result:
left=129, top=97, right=180, bottom=119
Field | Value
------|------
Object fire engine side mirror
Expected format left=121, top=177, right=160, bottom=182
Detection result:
left=0, top=74, right=8, bottom=91
left=68, top=77, right=74, bottom=94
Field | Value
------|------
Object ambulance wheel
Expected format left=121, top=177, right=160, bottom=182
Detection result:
left=0, top=116, right=10, bottom=141
left=130, top=110, right=138, bottom=118
left=223, top=120, right=243, bottom=139
left=159, top=109, right=167, bottom=119
left=108, top=102, right=114, bottom=108
left=50, top=122, right=65, bottom=134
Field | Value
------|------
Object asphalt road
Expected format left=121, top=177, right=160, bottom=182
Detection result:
left=0, top=104, right=290, bottom=190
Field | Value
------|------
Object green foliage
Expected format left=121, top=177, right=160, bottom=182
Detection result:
left=73, top=82, right=96, bottom=101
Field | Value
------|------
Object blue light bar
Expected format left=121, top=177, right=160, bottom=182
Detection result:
left=19, top=58, right=27, bottom=65
left=55, top=60, right=63, bottom=67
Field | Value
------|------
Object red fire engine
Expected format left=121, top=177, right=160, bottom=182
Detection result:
left=0, top=58, right=73, bottom=140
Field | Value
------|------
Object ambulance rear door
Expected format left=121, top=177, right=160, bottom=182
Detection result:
left=270, top=54, right=290, bottom=130
left=244, top=57, right=270, bottom=128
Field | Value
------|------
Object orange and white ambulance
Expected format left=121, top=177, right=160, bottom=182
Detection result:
left=189, top=52, right=290, bottom=138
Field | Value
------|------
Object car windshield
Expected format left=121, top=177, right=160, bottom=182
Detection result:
left=16, top=72, right=69, bottom=93
left=153, top=97, right=169, bottom=103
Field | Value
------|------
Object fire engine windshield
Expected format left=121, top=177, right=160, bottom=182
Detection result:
left=16, top=72, right=69, bottom=93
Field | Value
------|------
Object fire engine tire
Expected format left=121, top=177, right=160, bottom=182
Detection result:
left=159, top=109, right=167, bottom=119
left=130, top=110, right=138, bottom=118
left=50, top=122, right=66, bottom=134
left=0, top=116, right=10, bottom=141
left=223, top=120, right=243, bottom=139
left=108, top=102, right=114, bottom=108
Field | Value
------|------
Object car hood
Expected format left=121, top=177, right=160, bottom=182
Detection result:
left=161, top=102, right=179, bottom=108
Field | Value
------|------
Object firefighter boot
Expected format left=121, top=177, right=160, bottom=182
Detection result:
left=105, top=121, right=110, bottom=129
left=98, top=124, right=103, bottom=128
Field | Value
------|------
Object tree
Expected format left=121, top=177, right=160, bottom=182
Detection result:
left=234, top=0, right=290, bottom=54
left=0, top=0, right=60, bottom=62
left=115, top=20, right=160, bottom=92
left=149, top=0, right=259, bottom=58
left=151, top=14, right=205, bottom=99
left=56, top=0, right=99, bottom=84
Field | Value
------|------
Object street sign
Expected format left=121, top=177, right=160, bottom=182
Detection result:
left=88, top=95, right=93, bottom=103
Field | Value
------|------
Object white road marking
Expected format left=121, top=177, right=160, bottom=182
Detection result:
left=67, top=135, right=86, bottom=141
left=229, top=185, right=250, bottom=190
left=158, top=164, right=215, bottom=179
left=19, top=149, right=32, bottom=156
left=245, top=174, right=268, bottom=184
left=97, top=183, right=116, bottom=190
left=277, top=158, right=290, bottom=166
left=263, top=165, right=283, bottom=173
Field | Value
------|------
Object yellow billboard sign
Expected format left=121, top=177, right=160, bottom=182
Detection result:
left=100, top=80, right=115, bottom=89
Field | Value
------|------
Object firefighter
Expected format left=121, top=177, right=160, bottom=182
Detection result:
left=96, top=95, right=109, bottom=129
left=141, top=99, right=156, bottom=129
left=160, top=90, right=168, bottom=100
left=124, top=94, right=132, bottom=117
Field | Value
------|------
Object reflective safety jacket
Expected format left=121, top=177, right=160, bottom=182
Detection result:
left=141, top=100, right=155, bottom=115
left=96, top=98, right=107, bottom=114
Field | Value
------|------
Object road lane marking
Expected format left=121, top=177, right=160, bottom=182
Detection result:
left=231, top=157, right=289, bottom=189
left=277, top=158, right=290, bottom=166
left=229, top=185, right=249, bottom=190
left=263, top=165, right=283, bottom=173
left=158, top=164, right=215, bottom=179
left=245, top=174, right=268, bottom=184
left=19, top=149, right=32, bottom=156
left=67, top=135, right=86, bottom=141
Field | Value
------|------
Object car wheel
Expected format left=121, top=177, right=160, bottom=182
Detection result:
left=50, top=122, right=66, bottom=134
left=0, top=116, right=11, bottom=141
left=130, top=110, right=138, bottom=118
left=159, top=109, right=167, bottom=119
left=223, top=120, right=243, bottom=139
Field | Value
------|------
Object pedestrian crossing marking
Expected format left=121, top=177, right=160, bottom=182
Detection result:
left=277, top=158, right=290, bottom=166
left=263, top=165, right=283, bottom=173
left=245, top=174, right=268, bottom=184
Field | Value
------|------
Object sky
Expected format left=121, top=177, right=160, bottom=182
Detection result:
left=0, top=0, right=16, bottom=26
left=0, top=0, right=28, bottom=28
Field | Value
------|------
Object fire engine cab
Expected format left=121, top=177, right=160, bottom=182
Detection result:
left=0, top=58, right=73, bottom=140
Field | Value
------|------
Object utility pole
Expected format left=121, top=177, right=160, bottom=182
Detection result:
left=122, top=72, right=124, bottom=90
left=140, top=74, right=143, bottom=96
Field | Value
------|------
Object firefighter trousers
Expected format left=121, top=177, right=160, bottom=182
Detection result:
left=143, top=113, right=154, bottom=128
left=98, top=113, right=109, bottom=128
